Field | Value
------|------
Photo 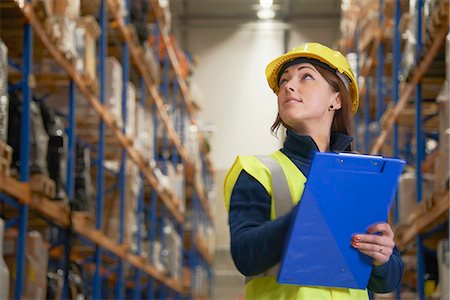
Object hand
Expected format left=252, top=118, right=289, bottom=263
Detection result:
left=351, top=222, right=396, bottom=266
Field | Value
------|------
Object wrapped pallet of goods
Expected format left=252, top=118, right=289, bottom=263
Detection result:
left=0, top=40, right=8, bottom=143
left=105, top=57, right=123, bottom=128
left=43, top=0, right=80, bottom=61
left=75, top=16, right=101, bottom=90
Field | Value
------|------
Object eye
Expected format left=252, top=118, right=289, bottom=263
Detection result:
left=302, top=73, right=313, bottom=80
left=279, top=78, right=288, bottom=86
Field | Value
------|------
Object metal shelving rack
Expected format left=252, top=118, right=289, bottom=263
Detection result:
left=0, top=0, right=214, bottom=299
left=343, top=0, right=449, bottom=299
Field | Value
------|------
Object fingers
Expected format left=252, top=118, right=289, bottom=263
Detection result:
left=366, top=222, right=394, bottom=238
left=351, top=222, right=396, bottom=266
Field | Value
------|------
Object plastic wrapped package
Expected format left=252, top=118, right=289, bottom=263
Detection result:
left=0, top=40, right=8, bottom=142
left=193, top=265, right=208, bottom=296
left=397, top=172, right=435, bottom=224
left=135, top=104, right=153, bottom=162
left=45, top=16, right=77, bottom=60
left=143, top=41, right=161, bottom=86
left=105, top=57, right=123, bottom=128
left=40, top=103, right=68, bottom=200
left=4, top=231, right=49, bottom=299
left=73, top=142, right=94, bottom=212
left=437, top=239, right=449, bottom=300
left=128, top=161, right=144, bottom=253
left=125, top=82, right=136, bottom=138
left=75, top=16, right=100, bottom=83
left=103, top=161, right=139, bottom=246
left=43, top=0, right=80, bottom=18
left=434, top=81, right=449, bottom=193
left=151, top=241, right=166, bottom=273
left=401, top=0, right=425, bottom=80
left=0, top=95, right=7, bottom=143
left=130, top=0, right=150, bottom=44
left=167, top=162, right=185, bottom=213
left=113, top=0, right=128, bottom=20
left=161, top=217, right=182, bottom=280
left=0, top=219, right=9, bottom=300
left=7, top=93, right=49, bottom=175
left=206, top=225, right=215, bottom=257
left=158, top=0, right=171, bottom=33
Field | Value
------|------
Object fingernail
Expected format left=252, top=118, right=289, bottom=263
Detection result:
left=352, top=242, right=359, bottom=247
left=354, top=236, right=360, bottom=241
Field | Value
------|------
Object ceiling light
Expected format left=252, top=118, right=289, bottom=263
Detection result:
left=260, top=0, right=273, bottom=9
left=257, top=8, right=275, bottom=19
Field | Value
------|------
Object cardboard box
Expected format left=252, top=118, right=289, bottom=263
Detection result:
left=4, top=231, right=49, bottom=300
left=76, top=16, right=100, bottom=84
left=44, top=0, right=80, bottom=18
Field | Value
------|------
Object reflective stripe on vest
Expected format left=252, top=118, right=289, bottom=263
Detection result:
left=245, top=155, right=294, bottom=283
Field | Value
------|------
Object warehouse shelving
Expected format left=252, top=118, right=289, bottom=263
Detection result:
left=341, top=0, right=449, bottom=299
left=0, top=0, right=214, bottom=299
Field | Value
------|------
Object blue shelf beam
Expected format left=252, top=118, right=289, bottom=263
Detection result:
left=415, top=0, right=425, bottom=299
left=93, top=0, right=108, bottom=298
left=14, top=15, right=33, bottom=300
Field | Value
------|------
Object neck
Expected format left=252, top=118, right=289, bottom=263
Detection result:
left=291, top=122, right=332, bottom=152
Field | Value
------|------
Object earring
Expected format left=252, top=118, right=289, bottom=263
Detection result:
left=328, top=105, right=334, bottom=111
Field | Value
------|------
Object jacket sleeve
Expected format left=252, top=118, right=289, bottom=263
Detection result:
left=228, top=170, right=294, bottom=276
left=367, top=246, right=404, bottom=293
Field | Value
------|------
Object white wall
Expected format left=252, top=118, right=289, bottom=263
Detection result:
left=187, top=21, right=287, bottom=171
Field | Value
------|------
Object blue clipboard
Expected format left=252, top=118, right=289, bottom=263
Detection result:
left=277, top=152, right=405, bottom=289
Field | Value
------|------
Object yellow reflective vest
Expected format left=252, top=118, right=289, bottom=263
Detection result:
left=224, top=150, right=370, bottom=300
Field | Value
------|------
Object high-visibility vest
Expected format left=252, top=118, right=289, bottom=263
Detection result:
left=224, top=150, right=369, bottom=300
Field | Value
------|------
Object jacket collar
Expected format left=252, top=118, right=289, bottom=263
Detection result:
left=282, top=129, right=353, bottom=161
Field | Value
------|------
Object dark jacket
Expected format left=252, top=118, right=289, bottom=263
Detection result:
left=228, top=129, right=404, bottom=293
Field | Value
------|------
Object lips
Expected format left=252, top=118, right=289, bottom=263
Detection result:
left=285, top=98, right=302, bottom=104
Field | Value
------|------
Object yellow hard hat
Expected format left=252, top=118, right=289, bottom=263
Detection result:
left=265, top=42, right=359, bottom=113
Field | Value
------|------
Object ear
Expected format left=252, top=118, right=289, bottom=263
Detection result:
left=330, top=92, right=342, bottom=110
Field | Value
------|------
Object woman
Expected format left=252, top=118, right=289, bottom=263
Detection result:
left=223, top=43, right=403, bottom=299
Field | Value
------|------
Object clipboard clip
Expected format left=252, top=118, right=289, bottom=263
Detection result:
left=332, top=153, right=385, bottom=173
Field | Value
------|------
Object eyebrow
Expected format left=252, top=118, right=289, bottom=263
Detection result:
left=281, top=65, right=317, bottom=76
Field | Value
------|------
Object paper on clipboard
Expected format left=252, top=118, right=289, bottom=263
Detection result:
left=277, top=152, right=405, bottom=289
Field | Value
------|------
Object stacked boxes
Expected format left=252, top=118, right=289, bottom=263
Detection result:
left=125, top=82, right=136, bottom=139
left=135, top=104, right=154, bottom=162
left=0, top=40, right=8, bottom=143
left=105, top=57, right=123, bottom=128
left=4, top=231, right=49, bottom=299
left=44, top=0, right=80, bottom=60
left=75, top=16, right=101, bottom=88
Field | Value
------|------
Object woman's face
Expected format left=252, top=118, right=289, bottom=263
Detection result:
left=277, top=63, right=341, bottom=133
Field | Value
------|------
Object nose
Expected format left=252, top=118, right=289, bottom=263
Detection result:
left=283, top=79, right=295, bottom=92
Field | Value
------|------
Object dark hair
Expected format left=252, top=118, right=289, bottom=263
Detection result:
left=271, top=64, right=354, bottom=136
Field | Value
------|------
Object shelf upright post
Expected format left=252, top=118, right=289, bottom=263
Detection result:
left=376, top=0, right=384, bottom=126
left=364, top=80, right=371, bottom=153
left=94, top=0, right=108, bottom=298
left=116, top=0, right=131, bottom=297
left=415, top=0, right=425, bottom=299
left=66, top=80, right=76, bottom=208
left=133, top=177, right=144, bottom=299
left=393, top=2, right=401, bottom=299
left=132, top=78, right=147, bottom=299
left=353, top=25, right=361, bottom=150
left=14, top=7, right=33, bottom=299
left=392, top=0, right=401, bottom=227
left=62, top=79, right=77, bottom=299
left=147, top=189, right=157, bottom=298
left=172, top=79, right=180, bottom=165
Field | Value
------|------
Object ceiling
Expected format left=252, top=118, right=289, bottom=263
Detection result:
left=171, top=0, right=341, bottom=24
